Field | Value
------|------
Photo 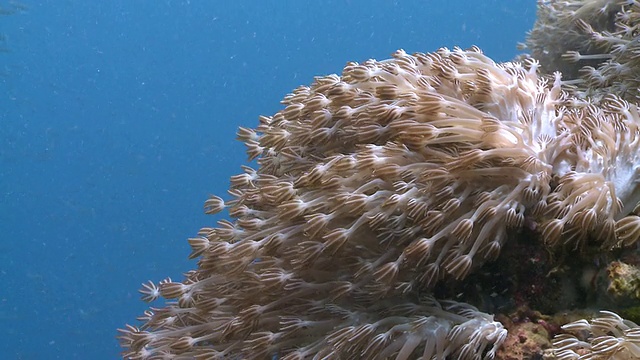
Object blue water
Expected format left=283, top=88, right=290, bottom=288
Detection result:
left=0, top=1, right=535, bottom=358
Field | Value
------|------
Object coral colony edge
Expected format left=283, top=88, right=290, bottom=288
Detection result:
left=119, top=2, right=640, bottom=360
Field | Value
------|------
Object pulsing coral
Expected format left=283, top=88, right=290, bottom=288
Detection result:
left=520, top=0, right=624, bottom=81
left=524, top=1, right=640, bottom=245
left=539, top=95, right=640, bottom=249
left=119, top=46, right=640, bottom=359
left=524, top=0, right=640, bottom=102
left=552, top=311, right=640, bottom=359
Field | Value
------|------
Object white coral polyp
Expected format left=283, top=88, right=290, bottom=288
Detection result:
left=553, top=311, right=640, bottom=360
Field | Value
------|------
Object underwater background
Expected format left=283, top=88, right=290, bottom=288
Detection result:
left=0, top=1, right=534, bottom=358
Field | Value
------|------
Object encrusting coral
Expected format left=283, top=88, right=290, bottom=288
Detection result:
left=119, top=43, right=640, bottom=359
left=606, top=261, right=640, bottom=304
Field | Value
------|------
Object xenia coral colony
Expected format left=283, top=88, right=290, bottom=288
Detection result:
left=522, top=0, right=640, bottom=102
left=553, top=311, right=640, bottom=359
left=119, top=43, right=640, bottom=359
left=521, top=1, right=640, bottom=358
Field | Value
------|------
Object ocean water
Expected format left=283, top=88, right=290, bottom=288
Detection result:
left=0, top=1, right=535, bottom=358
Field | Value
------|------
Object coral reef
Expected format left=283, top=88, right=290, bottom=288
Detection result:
left=496, top=320, right=552, bottom=360
left=518, top=2, right=640, bottom=357
left=119, top=44, right=640, bottom=359
left=116, top=1, right=640, bottom=359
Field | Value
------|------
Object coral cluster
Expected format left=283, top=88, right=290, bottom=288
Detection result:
left=517, top=1, right=640, bottom=358
left=522, top=0, right=640, bottom=102
left=520, top=0, right=622, bottom=80
left=551, top=311, right=640, bottom=359
left=119, top=44, right=640, bottom=359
